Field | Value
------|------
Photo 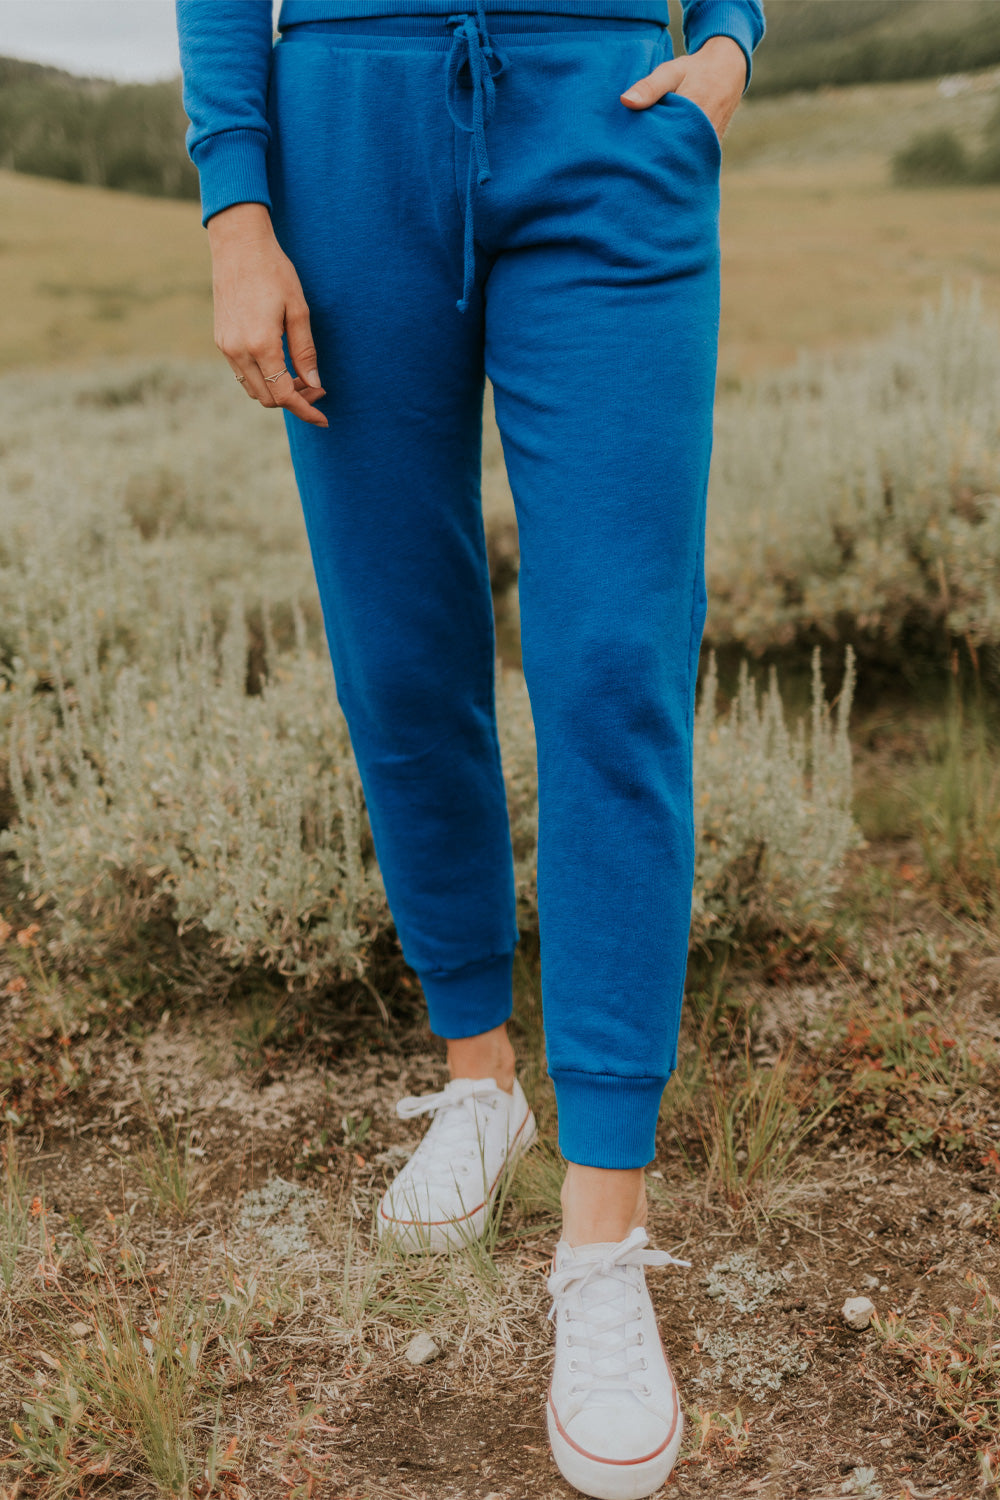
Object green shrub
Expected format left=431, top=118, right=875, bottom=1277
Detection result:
left=968, top=95, right=1000, bottom=183
left=892, top=128, right=970, bottom=186
left=893, top=97, right=1000, bottom=187
left=706, top=283, right=1000, bottom=667
left=692, top=647, right=859, bottom=945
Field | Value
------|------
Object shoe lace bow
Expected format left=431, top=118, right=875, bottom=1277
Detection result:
left=546, top=1226, right=690, bottom=1401
left=393, top=1078, right=503, bottom=1189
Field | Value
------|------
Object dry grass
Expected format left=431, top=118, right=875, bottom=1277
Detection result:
left=129, top=1103, right=215, bottom=1220
left=7, top=1236, right=299, bottom=1500
left=0, top=1129, right=38, bottom=1298
left=683, top=1047, right=838, bottom=1225
left=874, top=1272, right=1000, bottom=1488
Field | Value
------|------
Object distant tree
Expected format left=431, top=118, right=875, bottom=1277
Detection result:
left=750, top=0, right=1000, bottom=97
left=0, top=56, right=199, bottom=202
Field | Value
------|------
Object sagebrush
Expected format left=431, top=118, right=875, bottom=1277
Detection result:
left=0, top=356, right=857, bottom=994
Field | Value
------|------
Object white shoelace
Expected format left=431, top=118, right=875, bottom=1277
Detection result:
left=393, top=1078, right=505, bottom=1191
left=547, top=1227, right=690, bottom=1400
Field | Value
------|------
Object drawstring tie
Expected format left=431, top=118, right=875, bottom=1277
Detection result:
left=445, top=2, right=509, bottom=312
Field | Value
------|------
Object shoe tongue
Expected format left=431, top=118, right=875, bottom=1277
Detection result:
left=555, top=1238, right=635, bottom=1269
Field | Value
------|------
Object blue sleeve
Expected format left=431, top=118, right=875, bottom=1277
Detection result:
left=681, top=0, right=766, bottom=93
left=175, top=0, right=275, bottom=227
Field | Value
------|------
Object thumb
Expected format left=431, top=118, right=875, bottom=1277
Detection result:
left=621, top=56, right=687, bottom=109
left=286, top=299, right=322, bottom=388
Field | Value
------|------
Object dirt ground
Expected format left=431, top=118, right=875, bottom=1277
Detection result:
left=2, top=832, right=1000, bottom=1500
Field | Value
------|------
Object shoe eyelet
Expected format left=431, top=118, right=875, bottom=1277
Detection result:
left=565, top=1336, right=574, bottom=1348
left=636, top=1332, right=644, bottom=1345
left=639, top=1383, right=650, bottom=1397
left=568, top=1359, right=579, bottom=1372
left=640, top=1358, right=648, bottom=1370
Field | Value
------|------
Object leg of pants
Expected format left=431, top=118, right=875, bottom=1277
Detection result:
left=265, top=13, right=721, bottom=1168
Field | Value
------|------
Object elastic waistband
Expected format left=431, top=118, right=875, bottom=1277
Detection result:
left=280, top=14, right=665, bottom=41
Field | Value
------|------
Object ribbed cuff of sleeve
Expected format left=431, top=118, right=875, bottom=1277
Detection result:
left=550, top=1070, right=668, bottom=1169
left=191, top=128, right=272, bottom=227
left=417, top=949, right=516, bottom=1040
left=685, top=2, right=759, bottom=93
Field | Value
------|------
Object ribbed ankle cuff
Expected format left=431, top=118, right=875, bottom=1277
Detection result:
left=418, top=950, right=515, bottom=1040
left=551, top=1070, right=667, bottom=1168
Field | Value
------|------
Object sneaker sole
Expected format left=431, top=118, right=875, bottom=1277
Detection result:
left=546, top=1381, right=683, bottom=1500
left=376, top=1107, right=538, bottom=1254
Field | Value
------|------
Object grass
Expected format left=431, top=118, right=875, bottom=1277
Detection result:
left=0, top=1129, right=35, bottom=1296
left=4, top=1208, right=303, bottom=1500
left=130, top=1103, right=212, bottom=1220
left=874, top=1272, right=1000, bottom=1483
left=1, top=868, right=999, bottom=1495
left=916, top=673, right=1000, bottom=921
left=681, top=1047, right=838, bottom=1224
left=310, top=1172, right=547, bottom=1395
left=9, top=1250, right=290, bottom=1500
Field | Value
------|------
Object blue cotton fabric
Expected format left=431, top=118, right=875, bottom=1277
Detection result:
left=175, top=0, right=765, bottom=225
left=245, top=11, right=724, bottom=1168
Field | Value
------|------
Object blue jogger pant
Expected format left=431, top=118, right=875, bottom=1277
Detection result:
left=264, top=9, right=721, bottom=1169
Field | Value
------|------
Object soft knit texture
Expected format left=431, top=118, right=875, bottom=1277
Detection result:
left=176, top=0, right=765, bottom=225
left=237, top=14, right=723, bottom=1166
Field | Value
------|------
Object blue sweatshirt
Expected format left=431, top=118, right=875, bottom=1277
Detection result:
left=176, top=1, right=766, bottom=227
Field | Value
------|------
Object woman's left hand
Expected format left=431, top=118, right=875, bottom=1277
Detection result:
left=620, top=35, right=748, bottom=142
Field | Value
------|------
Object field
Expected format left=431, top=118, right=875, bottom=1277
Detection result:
left=2, top=61, right=1000, bottom=1500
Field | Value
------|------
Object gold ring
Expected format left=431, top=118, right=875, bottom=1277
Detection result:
left=264, top=366, right=288, bottom=384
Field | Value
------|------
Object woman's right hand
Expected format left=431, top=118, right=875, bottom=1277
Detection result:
left=207, top=202, right=329, bottom=428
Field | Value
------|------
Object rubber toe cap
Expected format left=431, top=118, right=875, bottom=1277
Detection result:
left=559, top=1400, right=672, bottom=1464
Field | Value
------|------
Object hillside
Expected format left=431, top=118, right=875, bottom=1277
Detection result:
left=1, top=0, right=1000, bottom=205
left=748, top=0, right=1000, bottom=94
left=6, top=58, right=1000, bottom=380
left=0, top=53, right=197, bottom=200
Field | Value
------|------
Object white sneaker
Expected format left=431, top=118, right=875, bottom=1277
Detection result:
left=376, top=1076, right=537, bottom=1253
left=545, top=1226, right=690, bottom=1500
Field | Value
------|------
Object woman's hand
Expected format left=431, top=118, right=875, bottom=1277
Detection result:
left=207, top=202, right=329, bottom=428
left=620, top=35, right=747, bottom=142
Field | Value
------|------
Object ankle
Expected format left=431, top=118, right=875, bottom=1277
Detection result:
left=445, top=1023, right=516, bottom=1094
left=560, top=1162, right=647, bottom=1247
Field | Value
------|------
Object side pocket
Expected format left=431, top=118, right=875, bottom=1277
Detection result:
left=660, top=90, right=722, bottom=173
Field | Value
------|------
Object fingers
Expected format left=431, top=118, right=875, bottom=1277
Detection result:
left=222, top=333, right=328, bottom=428
left=620, top=56, right=687, bottom=109
left=227, top=360, right=253, bottom=395
left=286, top=302, right=322, bottom=392
left=258, top=365, right=329, bottom=428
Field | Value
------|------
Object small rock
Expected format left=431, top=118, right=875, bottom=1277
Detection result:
left=69, top=1322, right=90, bottom=1338
left=861, top=1274, right=880, bottom=1290
left=405, top=1331, right=441, bottom=1366
left=842, top=1296, right=876, bottom=1330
